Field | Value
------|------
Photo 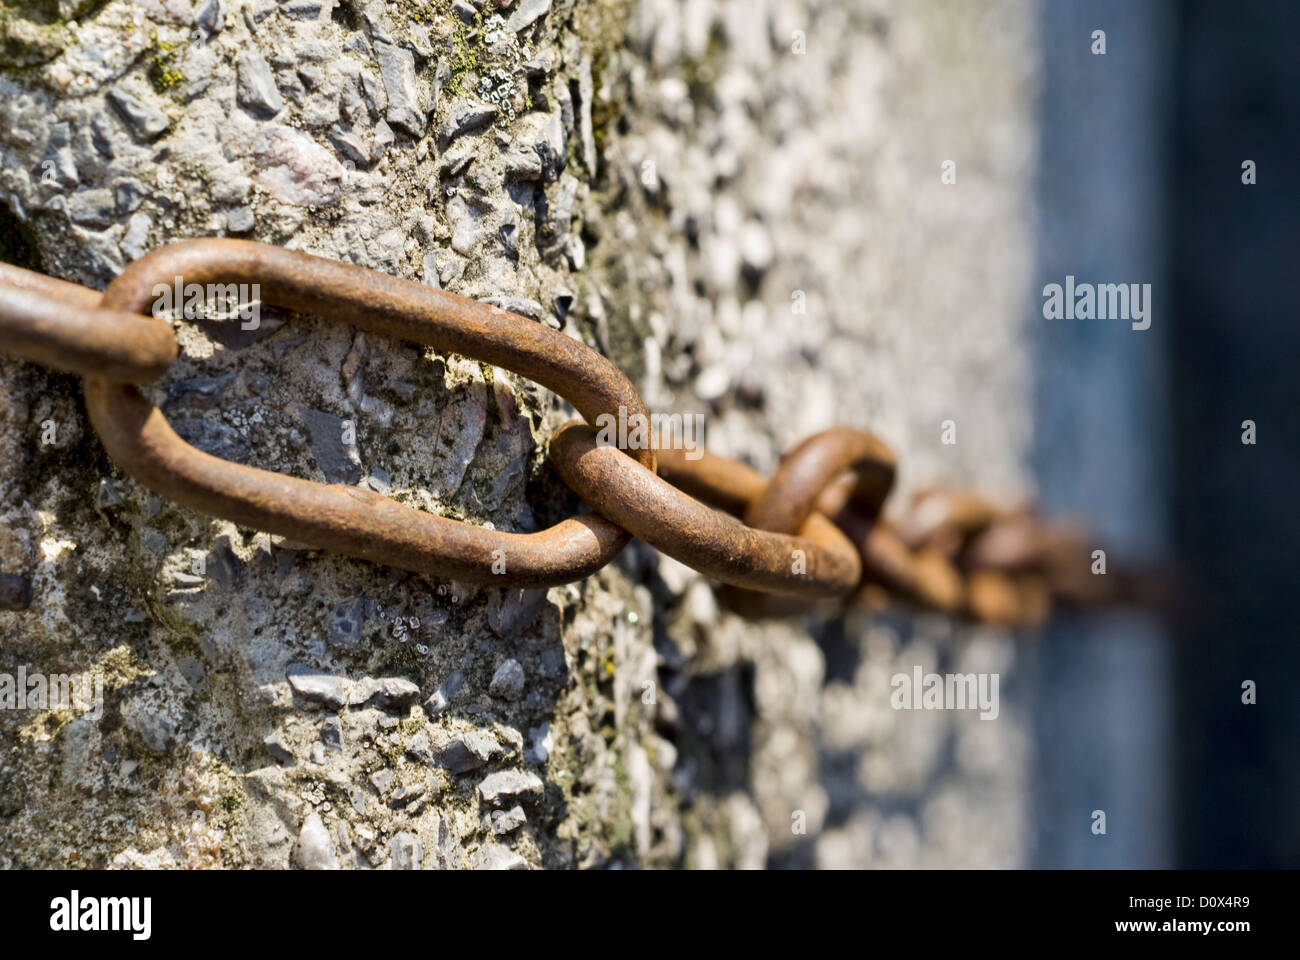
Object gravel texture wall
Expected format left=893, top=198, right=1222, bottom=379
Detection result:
left=0, top=0, right=1040, bottom=868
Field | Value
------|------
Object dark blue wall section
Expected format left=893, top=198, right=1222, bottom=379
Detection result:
left=1167, top=0, right=1300, bottom=869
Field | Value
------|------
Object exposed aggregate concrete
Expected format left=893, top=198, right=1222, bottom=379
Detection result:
left=0, top=0, right=1039, bottom=868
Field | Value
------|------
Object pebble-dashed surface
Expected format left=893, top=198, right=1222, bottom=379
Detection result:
left=0, top=0, right=1039, bottom=868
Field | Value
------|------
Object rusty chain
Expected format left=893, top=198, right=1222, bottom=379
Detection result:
left=0, top=239, right=1159, bottom=625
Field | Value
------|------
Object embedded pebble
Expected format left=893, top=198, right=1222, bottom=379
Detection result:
left=351, top=677, right=421, bottom=710
left=439, top=101, right=498, bottom=147
left=391, top=832, right=423, bottom=869
left=328, top=597, right=366, bottom=648
left=120, top=696, right=178, bottom=756
left=477, top=769, right=544, bottom=807
left=490, top=805, right=527, bottom=835
left=264, top=734, right=294, bottom=765
left=374, top=40, right=426, bottom=136
left=236, top=49, right=283, bottom=118
left=252, top=125, right=344, bottom=206
left=120, top=213, right=151, bottom=260
left=296, top=812, right=339, bottom=870
left=423, top=668, right=464, bottom=716
left=506, top=0, right=551, bottom=33
left=405, top=729, right=433, bottom=764
left=0, top=574, right=32, bottom=612
left=322, top=716, right=344, bottom=751
left=439, top=728, right=506, bottom=774
left=297, top=407, right=362, bottom=483
left=471, top=843, right=527, bottom=870
left=106, top=88, right=170, bottom=141
left=113, top=177, right=148, bottom=214
left=40, top=123, right=78, bottom=187
left=489, top=659, right=526, bottom=701
left=226, top=205, right=254, bottom=232
left=389, top=784, right=427, bottom=809
left=282, top=0, right=322, bottom=19
left=286, top=664, right=351, bottom=710
left=196, top=0, right=225, bottom=37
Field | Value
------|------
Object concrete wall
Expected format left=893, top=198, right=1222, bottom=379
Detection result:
left=0, top=0, right=1046, bottom=868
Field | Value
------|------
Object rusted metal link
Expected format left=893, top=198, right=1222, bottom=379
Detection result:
left=550, top=422, right=862, bottom=598
left=655, top=431, right=1128, bottom=627
left=893, top=489, right=1005, bottom=556
left=3, top=241, right=657, bottom=586
left=744, top=427, right=897, bottom=533
left=884, top=489, right=1102, bottom=625
left=85, top=380, right=631, bottom=587
left=631, top=446, right=828, bottom=617
left=648, top=442, right=847, bottom=615
left=722, top=427, right=899, bottom=616
left=0, top=262, right=177, bottom=384
left=840, top=515, right=965, bottom=614
left=0, top=261, right=103, bottom=309
left=0, top=240, right=1157, bottom=623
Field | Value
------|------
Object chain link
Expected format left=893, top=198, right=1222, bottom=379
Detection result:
left=0, top=240, right=1159, bottom=624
